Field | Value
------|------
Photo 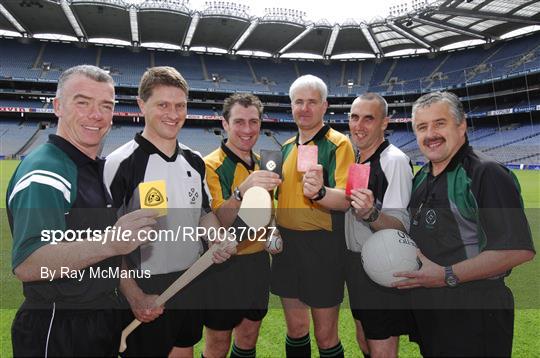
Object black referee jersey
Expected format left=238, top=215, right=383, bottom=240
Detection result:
left=409, top=141, right=534, bottom=267
left=104, top=132, right=212, bottom=275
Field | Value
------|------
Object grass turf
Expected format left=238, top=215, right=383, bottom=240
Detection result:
left=0, top=160, right=538, bottom=357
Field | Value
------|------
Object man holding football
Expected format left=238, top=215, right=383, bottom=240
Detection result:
left=394, top=91, right=535, bottom=357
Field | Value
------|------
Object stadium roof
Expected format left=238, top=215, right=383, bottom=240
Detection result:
left=0, top=0, right=538, bottom=58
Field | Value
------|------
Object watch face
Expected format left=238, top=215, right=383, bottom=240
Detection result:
left=446, top=275, right=458, bottom=287
left=233, top=188, right=242, bottom=201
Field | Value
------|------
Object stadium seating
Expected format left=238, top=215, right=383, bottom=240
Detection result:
left=39, top=42, right=98, bottom=81
left=177, top=127, right=224, bottom=156
left=369, top=59, right=394, bottom=89
left=20, top=125, right=56, bottom=156
left=1, top=33, right=539, bottom=166
left=0, top=39, right=41, bottom=80
left=100, top=124, right=142, bottom=156
left=0, top=119, right=537, bottom=166
left=0, top=99, right=45, bottom=108
left=205, top=55, right=254, bottom=85
left=297, top=61, right=342, bottom=90
left=250, top=58, right=297, bottom=93
left=100, top=47, right=150, bottom=86
left=1, top=32, right=540, bottom=94
left=0, top=120, right=44, bottom=155
left=154, top=51, right=205, bottom=82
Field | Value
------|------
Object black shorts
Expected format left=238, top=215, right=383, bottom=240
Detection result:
left=121, top=270, right=207, bottom=356
left=345, top=250, right=415, bottom=340
left=411, top=281, right=514, bottom=357
left=203, top=251, right=270, bottom=331
left=12, top=304, right=122, bottom=357
left=270, top=227, right=346, bottom=308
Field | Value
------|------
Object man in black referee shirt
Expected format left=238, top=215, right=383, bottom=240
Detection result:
left=7, top=65, right=157, bottom=357
left=393, top=91, right=535, bottom=357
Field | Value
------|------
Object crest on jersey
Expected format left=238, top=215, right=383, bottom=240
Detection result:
left=188, top=187, right=199, bottom=204
left=425, top=209, right=437, bottom=225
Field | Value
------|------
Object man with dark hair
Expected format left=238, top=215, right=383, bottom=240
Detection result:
left=344, top=93, right=414, bottom=358
left=394, top=91, right=535, bottom=356
left=104, top=66, right=236, bottom=357
left=7, top=65, right=157, bottom=356
left=203, top=93, right=281, bottom=358
left=272, top=75, right=355, bottom=358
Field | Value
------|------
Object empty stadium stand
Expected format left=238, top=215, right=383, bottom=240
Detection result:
left=0, top=118, right=537, bottom=167
left=1, top=32, right=539, bottom=166
left=1, top=32, right=540, bottom=95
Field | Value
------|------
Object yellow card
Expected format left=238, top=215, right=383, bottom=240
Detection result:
left=139, top=180, right=167, bottom=217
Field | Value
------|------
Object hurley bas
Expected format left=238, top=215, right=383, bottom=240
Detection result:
left=40, top=266, right=151, bottom=282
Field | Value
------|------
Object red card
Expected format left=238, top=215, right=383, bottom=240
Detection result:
left=346, top=164, right=370, bottom=195
left=297, top=145, right=318, bottom=172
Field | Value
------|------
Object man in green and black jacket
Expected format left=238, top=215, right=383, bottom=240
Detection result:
left=393, top=91, right=535, bottom=357
left=7, top=65, right=157, bottom=357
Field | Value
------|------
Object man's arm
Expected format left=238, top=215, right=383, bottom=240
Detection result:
left=316, top=187, right=350, bottom=211
left=369, top=212, right=406, bottom=232
left=393, top=249, right=534, bottom=289
left=394, top=161, right=535, bottom=289
left=199, top=211, right=237, bottom=263
left=119, top=258, right=163, bottom=323
left=302, top=136, right=355, bottom=212
left=14, top=209, right=157, bottom=282
left=214, top=195, right=242, bottom=228
left=303, top=164, right=349, bottom=211
left=350, top=188, right=407, bottom=231
left=351, top=152, right=413, bottom=232
left=454, top=249, right=534, bottom=283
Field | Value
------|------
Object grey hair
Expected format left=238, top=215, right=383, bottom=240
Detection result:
left=412, top=91, right=465, bottom=126
left=356, top=92, right=388, bottom=118
left=56, top=65, right=114, bottom=98
left=289, top=74, right=328, bottom=102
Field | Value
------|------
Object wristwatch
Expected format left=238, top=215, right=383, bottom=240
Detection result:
left=233, top=187, right=243, bottom=201
left=312, top=186, right=326, bottom=201
left=363, top=206, right=380, bottom=223
left=444, top=265, right=460, bottom=287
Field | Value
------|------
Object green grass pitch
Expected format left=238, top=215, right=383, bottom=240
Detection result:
left=0, top=160, right=538, bottom=357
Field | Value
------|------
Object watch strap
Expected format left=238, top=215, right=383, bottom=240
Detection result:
left=364, top=206, right=380, bottom=223
left=312, top=186, right=326, bottom=201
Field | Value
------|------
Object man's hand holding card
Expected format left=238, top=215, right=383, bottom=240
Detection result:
left=346, top=164, right=376, bottom=219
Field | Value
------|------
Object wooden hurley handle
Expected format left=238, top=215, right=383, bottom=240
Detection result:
left=119, top=319, right=142, bottom=353
left=118, top=244, right=222, bottom=352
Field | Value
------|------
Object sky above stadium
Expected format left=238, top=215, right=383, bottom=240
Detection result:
left=186, top=0, right=398, bottom=23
